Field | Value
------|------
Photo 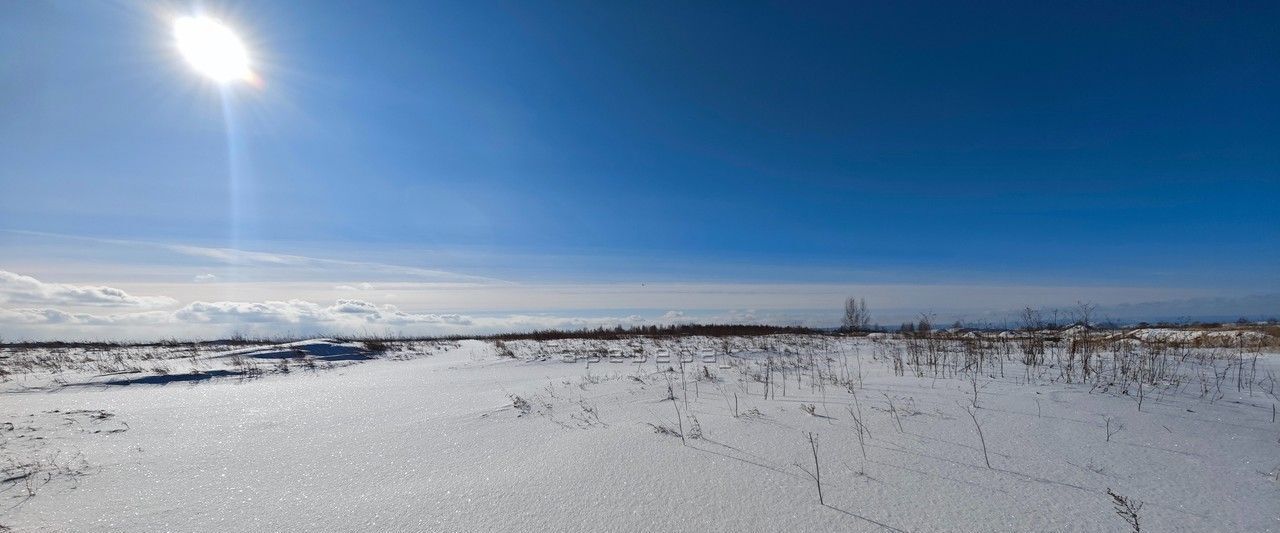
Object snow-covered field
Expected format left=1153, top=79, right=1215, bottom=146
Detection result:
left=3, top=331, right=1278, bottom=531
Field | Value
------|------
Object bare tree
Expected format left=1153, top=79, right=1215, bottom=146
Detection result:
left=916, top=313, right=933, bottom=336
left=842, top=297, right=872, bottom=333
left=1072, top=301, right=1098, bottom=328
left=1020, top=307, right=1044, bottom=331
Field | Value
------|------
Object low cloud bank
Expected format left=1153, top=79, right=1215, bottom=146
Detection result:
left=0, top=301, right=714, bottom=342
left=1, top=270, right=1275, bottom=342
left=174, top=299, right=472, bottom=326
left=0, top=271, right=712, bottom=340
left=0, top=270, right=175, bottom=308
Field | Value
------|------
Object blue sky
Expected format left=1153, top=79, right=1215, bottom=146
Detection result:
left=1, top=1, right=1277, bottom=338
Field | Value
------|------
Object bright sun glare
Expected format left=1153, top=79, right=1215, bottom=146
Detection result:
left=173, top=16, right=250, bottom=83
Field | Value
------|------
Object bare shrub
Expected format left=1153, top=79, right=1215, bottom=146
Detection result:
left=847, top=401, right=870, bottom=473
left=2, top=450, right=90, bottom=499
left=962, top=403, right=992, bottom=469
left=646, top=423, right=682, bottom=437
left=492, top=340, right=516, bottom=358
left=571, top=398, right=604, bottom=428
left=1105, top=416, right=1125, bottom=442
left=510, top=395, right=532, bottom=416
left=363, top=340, right=391, bottom=354
left=1106, top=488, right=1143, bottom=532
left=685, top=414, right=703, bottom=439
left=794, top=432, right=824, bottom=504
left=883, top=394, right=904, bottom=432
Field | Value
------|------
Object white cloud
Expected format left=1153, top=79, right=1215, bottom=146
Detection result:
left=334, top=282, right=375, bottom=291
left=0, top=270, right=175, bottom=308
left=0, top=307, right=171, bottom=326
left=172, top=299, right=472, bottom=326
left=194, top=273, right=218, bottom=282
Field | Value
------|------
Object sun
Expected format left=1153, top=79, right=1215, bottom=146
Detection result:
left=173, top=16, right=251, bottom=83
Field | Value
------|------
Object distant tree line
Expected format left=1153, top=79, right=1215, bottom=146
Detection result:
left=427, top=323, right=820, bottom=342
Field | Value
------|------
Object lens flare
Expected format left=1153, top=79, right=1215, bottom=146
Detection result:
left=173, top=16, right=250, bottom=83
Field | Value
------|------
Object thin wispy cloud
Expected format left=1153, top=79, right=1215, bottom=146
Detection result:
left=2, top=229, right=506, bottom=284
left=164, top=243, right=504, bottom=283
